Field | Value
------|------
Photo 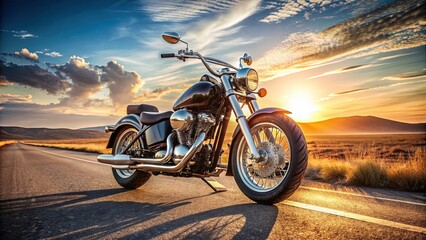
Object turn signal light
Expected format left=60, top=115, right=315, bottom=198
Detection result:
left=257, top=88, right=267, bottom=98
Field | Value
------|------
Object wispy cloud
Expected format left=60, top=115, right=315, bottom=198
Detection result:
left=254, top=0, right=426, bottom=81
left=321, top=79, right=426, bottom=101
left=381, top=72, right=426, bottom=81
left=0, top=77, right=14, bottom=86
left=309, top=63, right=385, bottom=79
left=45, top=51, right=62, bottom=57
left=1, top=29, right=38, bottom=39
left=0, top=94, right=32, bottom=103
left=375, top=52, right=416, bottom=62
left=141, top=0, right=240, bottom=22
left=260, top=0, right=352, bottom=23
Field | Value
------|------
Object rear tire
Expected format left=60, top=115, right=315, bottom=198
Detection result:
left=112, top=127, right=151, bottom=189
left=231, top=113, right=308, bottom=204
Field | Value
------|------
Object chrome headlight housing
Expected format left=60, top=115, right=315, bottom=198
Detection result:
left=235, top=68, right=258, bottom=92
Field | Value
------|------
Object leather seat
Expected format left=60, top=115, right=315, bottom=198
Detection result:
left=127, top=104, right=158, bottom=115
left=140, top=111, right=173, bottom=125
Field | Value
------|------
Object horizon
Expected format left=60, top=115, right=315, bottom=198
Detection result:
left=0, top=0, right=425, bottom=129
left=1, top=115, right=425, bottom=131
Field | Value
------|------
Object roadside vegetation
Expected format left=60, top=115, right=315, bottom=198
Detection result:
left=18, top=134, right=425, bottom=191
left=23, top=139, right=111, bottom=154
left=0, top=140, right=17, bottom=147
left=305, top=134, right=426, bottom=191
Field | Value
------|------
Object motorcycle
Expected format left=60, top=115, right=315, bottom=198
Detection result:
left=97, top=32, right=308, bottom=204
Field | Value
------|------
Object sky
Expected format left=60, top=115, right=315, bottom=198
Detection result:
left=0, top=0, right=425, bottom=128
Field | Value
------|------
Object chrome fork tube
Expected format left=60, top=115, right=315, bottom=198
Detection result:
left=248, top=93, right=260, bottom=114
left=221, top=75, right=260, bottom=160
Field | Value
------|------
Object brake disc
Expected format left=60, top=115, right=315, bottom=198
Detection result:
left=253, top=141, right=279, bottom=177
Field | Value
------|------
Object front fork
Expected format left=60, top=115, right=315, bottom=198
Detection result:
left=221, top=75, right=261, bottom=161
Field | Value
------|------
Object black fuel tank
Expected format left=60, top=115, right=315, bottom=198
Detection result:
left=173, top=81, right=218, bottom=111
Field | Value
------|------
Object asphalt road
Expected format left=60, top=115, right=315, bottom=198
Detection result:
left=0, top=143, right=425, bottom=240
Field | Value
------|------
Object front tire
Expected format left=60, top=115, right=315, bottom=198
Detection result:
left=231, top=113, right=308, bottom=204
left=112, top=127, right=151, bottom=189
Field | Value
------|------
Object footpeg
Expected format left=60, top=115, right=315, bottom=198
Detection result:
left=201, top=177, right=227, bottom=192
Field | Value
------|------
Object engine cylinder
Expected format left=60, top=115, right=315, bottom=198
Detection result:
left=170, top=109, right=194, bottom=130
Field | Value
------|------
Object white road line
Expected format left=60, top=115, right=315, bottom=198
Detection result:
left=39, top=149, right=109, bottom=167
left=300, top=186, right=426, bottom=207
left=283, top=200, right=426, bottom=234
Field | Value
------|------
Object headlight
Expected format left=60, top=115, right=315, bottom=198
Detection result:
left=235, top=68, right=258, bottom=92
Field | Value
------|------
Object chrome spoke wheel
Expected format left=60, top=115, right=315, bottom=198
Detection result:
left=114, top=128, right=141, bottom=179
left=236, top=122, right=291, bottom=192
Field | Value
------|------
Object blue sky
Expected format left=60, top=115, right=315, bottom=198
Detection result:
left=0, top=0, right=425, bottom=128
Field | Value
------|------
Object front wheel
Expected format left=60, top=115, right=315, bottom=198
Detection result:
left=112, top=127, right=151, bottom=189
left=231, top=113, right=308, bottom=204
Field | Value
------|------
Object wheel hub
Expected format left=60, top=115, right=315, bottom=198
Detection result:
left=252, top=142, right=279, bottom=177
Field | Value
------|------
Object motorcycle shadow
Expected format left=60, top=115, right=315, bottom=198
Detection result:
left=0, top=188, right=278, bottom=239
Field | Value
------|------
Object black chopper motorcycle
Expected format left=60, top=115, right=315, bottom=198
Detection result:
left=97, top=32, right=308, bottom=204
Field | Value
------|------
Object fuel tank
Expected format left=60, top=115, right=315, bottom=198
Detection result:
left=173, top=81, right=218, bottom=111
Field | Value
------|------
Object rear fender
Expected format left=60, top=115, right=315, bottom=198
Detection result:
left=226, top=107, right=291, bottom=176
left=106, top=114, right=142, bottom=148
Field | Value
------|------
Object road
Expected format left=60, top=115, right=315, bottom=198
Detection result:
left=0, top=143, right=425, bottom=239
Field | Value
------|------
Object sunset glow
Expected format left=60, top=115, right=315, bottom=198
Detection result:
left=286, top=94, right=320, bottom=122
left=0, top=0, right=425, bottom=128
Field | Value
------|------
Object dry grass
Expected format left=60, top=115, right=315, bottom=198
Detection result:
left=306, top=134, right=426, bottom=191
left=23, top=138, right=111, bottom=154
left=0, top=140, right=17, bottom=147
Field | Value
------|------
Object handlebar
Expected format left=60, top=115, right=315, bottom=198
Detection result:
left=160, top=53, right=176, bottom=58
left=161, top=52, right=238, bottom=77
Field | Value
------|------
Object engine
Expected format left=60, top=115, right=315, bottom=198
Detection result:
left=169, top=109, right=215, bottom=165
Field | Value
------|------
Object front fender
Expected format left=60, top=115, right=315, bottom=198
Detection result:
left=106, top=114, right=142, bottom=148
left=226, top=107, right=291, bottom=176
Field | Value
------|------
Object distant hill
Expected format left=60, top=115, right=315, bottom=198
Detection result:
left=79, top=126, right=106, bottom=132
left=298, top=116, right=426, bottom=135
left=1, top=116, right=424, bottom=140
left=0, top=127, right=109, bottom=140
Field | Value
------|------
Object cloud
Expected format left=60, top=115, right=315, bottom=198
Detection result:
left=321, top=79, right=426, bottom=100
left=184, top=0, right=261, bottom=52
left=134, top=85, right=189, bottom=103
left=0, top=76, right=14, bottom=86
left=0, top=94, right=32, bottom=103
left=141, top=0, right=240, bottom=22
left=14, top=48, right=39, bottom=62
left=375, top=52, right=416, bottom=61
left=308, top=63, right=385, bottom=79
left=45, top=51, right=63, bottom=57
left=254, top=0, right=426, bottom=81
left=99, top=60, right=144, bottom=108
left=260, top=0, right=349, bottom=23
left=0, top=30, right=38, bottom=39
left=0, top=60, right=70, bottom=94
left=53, top=56, right=101, bottom=100
left=381, top=72, right=426, bottom=81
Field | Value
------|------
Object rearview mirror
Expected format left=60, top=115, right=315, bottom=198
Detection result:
left=162, top=32, right=181, bottom=44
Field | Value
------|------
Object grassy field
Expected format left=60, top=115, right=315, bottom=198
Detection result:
left=23, top=138, right=111, bottom=154
left=305, top=134, right=425, bottom=191
left=16, top=133, right=426, bottom=191
left=0, top=140, right=17, bottom=147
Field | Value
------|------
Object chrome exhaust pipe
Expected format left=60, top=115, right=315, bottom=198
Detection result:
left=112, top=132, right=206, bottom=172
left=97, top=132, right=175, bottom=165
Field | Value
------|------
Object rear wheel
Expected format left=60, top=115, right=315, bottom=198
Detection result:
left=231, top=113, right=308, bottom=204
left=112, top=127, right=151, bottom=189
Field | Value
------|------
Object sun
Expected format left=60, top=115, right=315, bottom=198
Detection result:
left=286, top=94, right=319, bottom=122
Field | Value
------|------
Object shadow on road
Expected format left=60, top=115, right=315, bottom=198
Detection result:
left=0, top=188, right=278, bottom=239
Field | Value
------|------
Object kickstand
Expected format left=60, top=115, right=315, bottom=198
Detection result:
left=201, top=177, right=227, bottom=192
